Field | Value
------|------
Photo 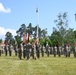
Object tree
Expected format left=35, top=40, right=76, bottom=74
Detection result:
left=27, top=23, right=33, bottom=34
left=41, top=28, right=47, bottom=38
left=0, top=39, right=2, bottom=43
left=16, top=24, right=27, bottom=37
left=14, top=35, right=22, bottom=44
left=54, top=12, right=68, bottom=46
left=5, top=32, right=13, bottom=44
left=50, top=29, right=61, bottom=46
left=65, top=28, right=75, bottom=47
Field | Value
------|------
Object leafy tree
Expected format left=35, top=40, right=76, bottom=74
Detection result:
left=27, top=23, right=33, bottom=34
left=14, top=35, right=22, bottom=44
left=50, top=29, right=61, bottom=46
left=0, top=39, right=2, bottom=43
left=54, top=12, right=68, bottom=46
left=5, top=32, right=13, bottom=44
left=16, top=24, right=27, bottom=37
left=41, top=28, right=47, bottom=38
left=65, top=28, right=75, bottom=47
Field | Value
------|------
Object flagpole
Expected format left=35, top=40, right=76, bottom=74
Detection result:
left=36, top=7, right=39, bottom=38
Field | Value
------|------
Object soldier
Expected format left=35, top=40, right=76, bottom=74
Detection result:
left=36, top=42, right=40, bottom=59
left=31, top=42, right=36, bottom=60
left=53, top=45, right=57, bottom=57
left=0, top=43, right=2, bottom=56
left=58, top=46, right=62, bottom=57
left=8, top=44, right=13, bottom=56
left=41, top=45, right=45, bottom=57
left=23, top=43, right=26, bottom=58
left=46, top=45, right=50, bottom=57
left=26, top=42, right=32, bottom=60
left=68, top=45, right=71, bottom=57
left=18, top=42, right=22, bottom=60
left=74, top=46, right=76, bottom=57
left=46, top=42, right=50, bottom=57
left=65, top=45, right=68, bottom=57
left=4, top=44, right=8, bottom=56
left=14, top=41, right=18, bottom=56
left=50, top=46, right=53, bottom=55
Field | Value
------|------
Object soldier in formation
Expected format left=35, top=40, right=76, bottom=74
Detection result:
left=53, top=45, right=57, bottom=57
left=41, top=45, right=45, bottom=57
left=0, top=43, right=2, bottom=56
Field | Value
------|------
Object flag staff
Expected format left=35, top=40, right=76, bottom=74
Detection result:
left=36, top=7, right=39, bottom=38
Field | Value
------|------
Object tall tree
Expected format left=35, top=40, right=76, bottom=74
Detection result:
left=16, top=24, right=27, bottom=37
left=5, top=31, right=13, bottom=44
left=54, top=12, right=68, bottom=46
left=27, top=23, right=33, bottom=34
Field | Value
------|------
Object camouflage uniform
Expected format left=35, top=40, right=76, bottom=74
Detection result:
left=53, top=46, right=57, bottom=57
left=18, top=43, right=22, bottom=60
left=26, top=43, right=32, bottom=60
left=0, top=44, right=2, bottom=56
left=36, top=43, right=40, bottom=59
left=74, top=47, right=76, bottom=57
left=31, top=43, right=36, bottom=60
left=4, top=44, right=8, bottom=56
left=8, top=44, right=13, bottom=56
left=14, top=42, right=18, bottom=56
left=23, top=44, right=26, bottom=58
left=58, top=46, right=62, bottom=57
left=41, top=45, right=45, bottom=57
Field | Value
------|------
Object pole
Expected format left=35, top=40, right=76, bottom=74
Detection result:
left=36, top=7, right=39, bottom=38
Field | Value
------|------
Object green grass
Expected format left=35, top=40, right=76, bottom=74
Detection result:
left=0, top=54, right=76, bottom=75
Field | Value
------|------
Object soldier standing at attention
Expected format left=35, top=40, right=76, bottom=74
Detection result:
left=23, top=43, right=26, bottom=58
left=74, top=46, right=76, bottom=57
left=53, top=45, right=57, bottom=57
left=26, top=42, right=32, bottom=60
left=14, top=41, right=18, bottom=56
left=0, top=43, right=2, bottom=56
left=65, top=45, right=68, bottom=57
left=8, top=44, right=13, bottom=56
left=36, top=42, right=40, bottom=59
left=46, top=42, right=50, bottom=57
left=4, top=43, right=8, bottom=56
left=18, top=42, right=22, bottom=60
left=58, top=46, right=62, bottom=57
left=31, top=42, right=36, bottom=60
left=41, top=45, right=45, bottom=57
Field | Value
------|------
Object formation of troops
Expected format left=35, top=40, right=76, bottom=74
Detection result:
left=0, top=40, right=76, bottom=60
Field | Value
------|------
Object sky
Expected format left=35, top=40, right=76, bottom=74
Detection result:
left=0, top=0, right=76, bottom=40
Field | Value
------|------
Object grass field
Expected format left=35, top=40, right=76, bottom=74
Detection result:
left=0, top=54, right=76, bottom=75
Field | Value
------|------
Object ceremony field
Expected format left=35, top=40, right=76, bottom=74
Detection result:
left=0, top=54, right=76, bottom=75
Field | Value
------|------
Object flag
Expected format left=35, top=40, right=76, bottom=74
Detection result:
left=28, top=34, right=30, bottom=42
left=23, top=34, right=26, bottom=41
left=36, top=7, right=38, bottom=13
left=74, top=43, right=76, bottom=47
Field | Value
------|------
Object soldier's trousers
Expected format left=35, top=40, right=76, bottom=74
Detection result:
left=0, top=50, right=1, bottom=56
left=18, top=50, right=22, bottom=60
left=15, top=50, right=17, bottom=56
left=74, top=52, right=76, bottom=57
left=26, top=49, right=30, bottom=60
left=36, top=50, right=40, bottom=59
left=5, top=50, right=7, bottom=56
left=9, top=50, right=12, bottom=56
left=41, top=51, right=44, bottom=57
left=47, top=51, right=50, bottom=57
left=23, top=50, right=26, bottom=58
left=58, top=52, right=61, bottom=57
